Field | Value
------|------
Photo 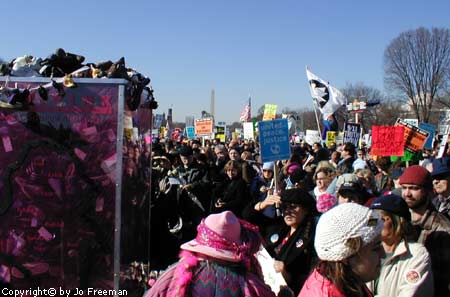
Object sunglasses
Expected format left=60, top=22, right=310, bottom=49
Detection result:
left=280, top=202, right=301, bottom=211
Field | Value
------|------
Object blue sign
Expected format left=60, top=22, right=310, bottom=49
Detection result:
left=419, top=122, right=435, bottom=150
left=259, top=119, right=291, bottom=162
left=186, top=126, right=195, bottom=139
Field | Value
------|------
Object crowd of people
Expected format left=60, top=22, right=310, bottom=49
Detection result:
left=123, top=135, right=450, bottom=296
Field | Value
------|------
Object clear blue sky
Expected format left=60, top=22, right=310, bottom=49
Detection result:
left=2, top=0, right=450, bottom=124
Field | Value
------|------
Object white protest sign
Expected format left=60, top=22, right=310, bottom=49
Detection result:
left=243, top=122, right=254, bottom=140
left=304, top=130, right=321, bottom=145
left=256, top=246, right=287, bottom=295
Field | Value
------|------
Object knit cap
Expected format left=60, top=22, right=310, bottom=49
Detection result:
left=399, top=165, right=432, bottom=189
left=314, top=203, right=383, bottom=261
left=316, top=193, right=337, bottom=213
left=262, top=162, right=274, bottom=171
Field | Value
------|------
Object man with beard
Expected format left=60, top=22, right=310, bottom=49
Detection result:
left=399, top=165, right=450, bottom=297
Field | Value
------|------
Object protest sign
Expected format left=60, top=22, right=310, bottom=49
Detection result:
left=371, top=126, right=405, bottom=156
left=195, top=119, right=213, bottom=136
left=438, top=110, right=450, bottom=135
left=256, top=246, right=287, bottom=295
left=258, top=119, right=290, bottom=162
left=418, top=122, right=435, bottom=150
left=243, top=122, right=255, bottom=140
left=326, top=131, right=336, bottom=147
left=343, top=123, right=361, bottom=147
left=153, top=114, right=164, bottom=129
left=403, top=118, right=419, bottom=127
left=304, top=130, right=321, bottom=146
left=262, top=104, right=277, bottom=121
left=437, top=133, right=449, bottom=158
left=395, top=118, right=430, bottom=153
left=185, top=126, right=195, bottom=139
left=215, top=125, right=226, bottom=143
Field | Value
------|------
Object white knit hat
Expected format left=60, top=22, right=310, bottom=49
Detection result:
left=314, top=202, right=383, bottom=261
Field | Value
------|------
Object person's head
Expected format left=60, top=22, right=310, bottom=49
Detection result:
left=262, top=162, right=274, bottom=180
left=376, top=156, right=392, bottom=174
left=399, top=165, right=433, bottom=210
left=179, top=146, right=194, bottom=166
left=331, top=150, right=341, bottom=163
left=224, top=160, right=242, bottom=179
left=280, top=188, right=316, bottom=229
left=336, top=174, right=366, bottom=204
left=313, top=142, right=322, bottom=152
left=356, top=149, right=365, bottom=160
left=125, top=159, right=137, bottom=176
left=214, top=144, right=228, bottom=161
left=370, top=194, right=415, bottom=245
left=176, top=211, right=262, bottom=295
left=314, top=167, right=335, bottom=192
left=342, top=142, right=356, bottom=159
left=240, top=150, right=253, bottom=161
left=314, top=203, right=384, bottom=293
left=431, top=157, right=450, bottom=197
left=355, top=168, right=376, bottom=193
left=228, top=148, right=241, bottom=161
left=389, top=168, right=404, bottom=189
left=191, top=140, right=201, bottom=149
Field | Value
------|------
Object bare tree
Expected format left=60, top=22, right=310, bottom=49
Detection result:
left=384, top=27, right=450, bottom=122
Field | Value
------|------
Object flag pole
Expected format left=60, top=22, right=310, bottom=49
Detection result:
left=312, top=101, right=322, bottom=137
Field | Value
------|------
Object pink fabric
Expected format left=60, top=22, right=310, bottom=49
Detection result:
left=145, top=257, right=276, bottom=297
left=287, top=163, right=301, bottom=174
left=181, top=212, right=260, bottom=264
left=298, top=269, right=344, bottom=297
left=316, top=193, right=337, bottom=213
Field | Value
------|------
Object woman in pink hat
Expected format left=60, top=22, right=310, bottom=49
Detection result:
left=144, top=211, right=276, bottom=297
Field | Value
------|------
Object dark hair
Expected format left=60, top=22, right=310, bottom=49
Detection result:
left=224, top=160, right=242, bottom=174
left=317, top=260, right=371, bottom=297
left=376, top=157, right=392, bottom=172
left=343, top=142, right=356, bottom=156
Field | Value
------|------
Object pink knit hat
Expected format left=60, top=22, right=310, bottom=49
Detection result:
left=316, top=193, right=337, bottom=213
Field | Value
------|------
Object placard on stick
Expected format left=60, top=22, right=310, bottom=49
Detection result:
left=371, top=126, right=405, bottom=156
left=395, top=118, right=430, bottom=153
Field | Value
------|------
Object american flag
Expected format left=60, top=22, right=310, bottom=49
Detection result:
left=239, top=97, right=251, bottom=122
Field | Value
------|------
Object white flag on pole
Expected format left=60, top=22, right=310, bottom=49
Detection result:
left=306, top=67, right=346, bottom=120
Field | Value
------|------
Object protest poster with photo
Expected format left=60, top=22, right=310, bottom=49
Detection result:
left=343, top=123, right=361, bottom=147
left=371, top=126, right=405, bottom=156
left=395, top=118, right=430, bottom=153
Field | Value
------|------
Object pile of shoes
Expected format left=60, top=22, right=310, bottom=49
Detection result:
left=0, top=48, right=158, bottom=111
